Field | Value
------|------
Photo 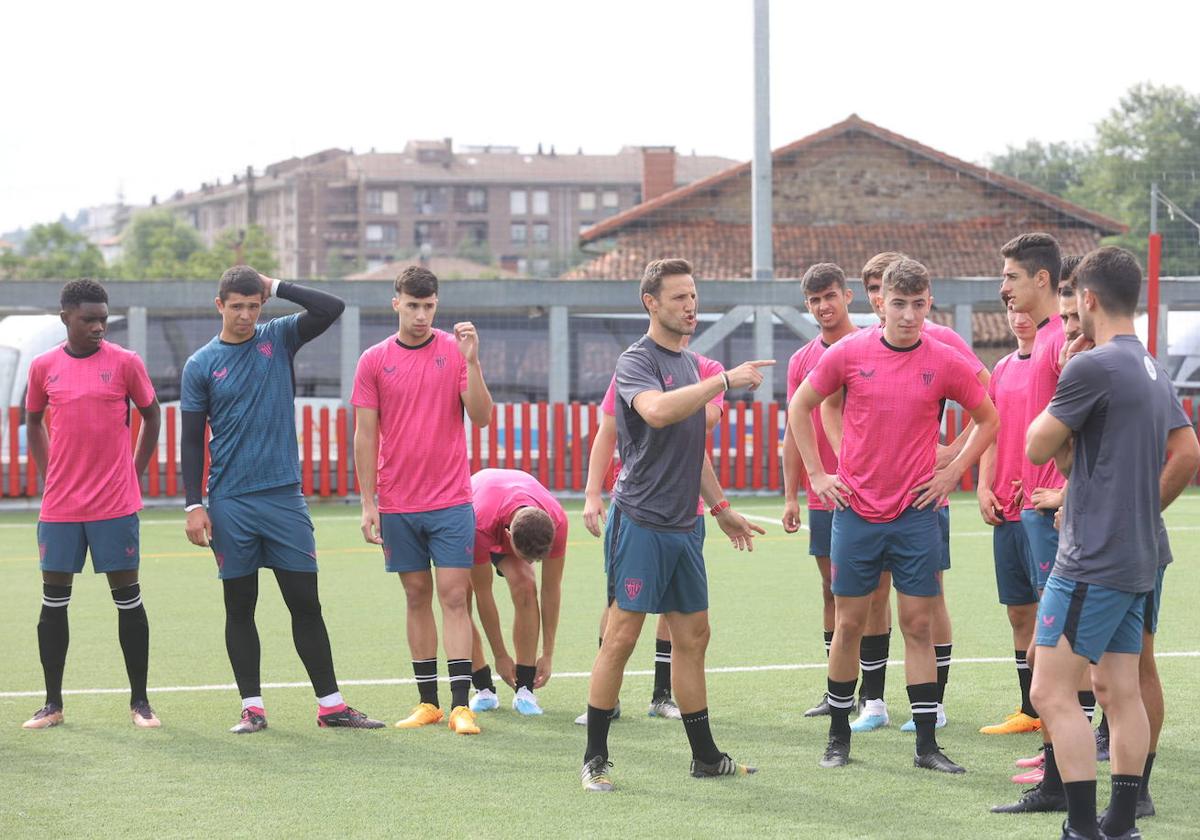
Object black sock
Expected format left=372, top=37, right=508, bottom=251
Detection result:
left=907, top=682, right=939, bottom=755
left=471, top=665, right=495, bottom=692
left=1100, top=775, right=1141, bottom=837
left=1077, top=690, right=1096, bottom=723
left=1141, top=752, right=1156, bottom=797
left=584, top=704, right=614, bottom=762
left=222, top=575, right=262, bottom=699
left=653, top=638, right=672, bottom=697
left=879, top=629, right=891, bottom=698
left=515, top=663, right=536, bottom=693
left=681, top=708, right=722, bottom=765
left=1016, top=650, right=1036, bottom=717
left=413, top=658, right=439, bottom=707
left=826, top=677, right=856, bottom=741
left=1064, top=780, right=1100, bottom=840
left=38, top=583, right=72, bottom=708
left=448, top=658, right=472, bottom=709
left=823, top=629, right=834, bottom=658
left=934, top=643, right=952, bottom=705
left=1097, top=710, right=1109, bottom=738
left=858, top=634, right=889, bottom=701
left=111, top=583, right=149, bottom=705
left=274, top=570, right=337, bottom=698
left=1043, top=743, right=1063, bottom=794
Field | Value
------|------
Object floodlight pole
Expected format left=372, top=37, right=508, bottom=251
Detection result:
left=751, top=0, right=774, bottom=404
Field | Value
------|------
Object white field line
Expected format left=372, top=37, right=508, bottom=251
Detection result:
left=2, top=652, right=1198, bottom=700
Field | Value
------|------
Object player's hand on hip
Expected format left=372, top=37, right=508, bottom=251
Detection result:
left=724, top=359, right=775, bottom=391
left=977, top=488, right=1003, bottom=526
left=782, top=498, right=801, bottom=533
left=912, top=466, right=958, bottom=509
left=583, top=493, right=606, bottom=538
left=935, top=443, right=955, bottom=471
left=361, top=505, right=383, bottom=545
left=811, top=473, right=850, bottom=510
left=453, top=321, right=479, bottom=363
left=185, top=508, right=213, bottom=547
left=534, top=654, right=552, bottom=688
left=716, top=508, right=766, bottom=551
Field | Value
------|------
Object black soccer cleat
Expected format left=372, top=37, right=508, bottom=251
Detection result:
left=1059, top=820, right=1105, bottom=840
left=317, top=706, right=385, bottom=729
left=690, top=752, right=756, bottom=778
left=1099, top=826, right=1144, bottom=840
left=1095, top=726, right=1110, bottom=762
left=803, top=694, right=832, bottom=717
left=819, top=736, right=850, bottom=768
left=914, top=747, right=965, bottom=774
left=991, top=782, right=1068, bottom=813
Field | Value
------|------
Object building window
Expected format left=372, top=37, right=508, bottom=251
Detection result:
left=456, top=187, right=487, bottom=213
left=532, top=223, right=550, bottom=243
left=367, top=189, right=399, bottom=214
left=365, top=223, right=397, bottom=245
left=414, top=221, right=443, bottom=247
left=510, top=189, right=527, bottom=215
left=414, top=187, right=439, bottom=215
left=510, top=223, right=527, bottom=244
left=578, top=191, right=596, bottom=211
left=531, top=190, right=549, bottom=215
left=459, top=222, right=488, bottom=245
left=601, top=190, right=619, bottom=208
left=532, top=258, right=551, bottom=276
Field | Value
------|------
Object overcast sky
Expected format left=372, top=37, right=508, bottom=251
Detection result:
left=2, top=0, right=1196, bottom=234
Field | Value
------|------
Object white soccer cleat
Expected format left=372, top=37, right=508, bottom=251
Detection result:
left=512, top=687, right=544, bottom=716
left=469, top=688, right=499, bottom=713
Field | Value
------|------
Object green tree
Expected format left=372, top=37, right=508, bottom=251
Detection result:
left=186, top=225, right=278, bottom=278
left=116, top=210, right=206, bottom=279
left=3, top=222, right=107, bottom=279
left=1069, top=83, right=1200, bottom=275
left=988, top=140, right=1091, bottom=198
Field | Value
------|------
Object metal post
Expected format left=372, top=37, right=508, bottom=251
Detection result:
left=340, top=305, right=360, bottom=405
left=549, top=305, right=570, bottom=404
left=127, top=305, right=148, bottom=360
left=754, top=305, right=774, bottom=403
left=953, top=303, right=973, bottom=349
left=751, top=0, right=773, bottom=281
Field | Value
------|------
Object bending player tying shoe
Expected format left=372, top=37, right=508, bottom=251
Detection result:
left=354, top=265, right=494, bottom=736
left=790, top=258, right=997, bottom=774
left=579, top=258, right=766, bottom=793
left=578, top=332, right=726, bottom=725
left=182, top=267, right=382, bottom=733
left=465, top=468, right=567, bottom=717
left=23, top=279, right=162, bottom=731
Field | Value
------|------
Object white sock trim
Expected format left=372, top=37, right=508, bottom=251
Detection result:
left=242, top=696, right=264, bottom=711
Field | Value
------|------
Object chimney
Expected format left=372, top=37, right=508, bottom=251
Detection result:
left=640, top=146, right=677, bottom=202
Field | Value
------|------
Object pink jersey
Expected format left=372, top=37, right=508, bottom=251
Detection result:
left=352, top=329, right=470, bottom=513
left=923, top=321, right=986, bottom=375
left=807, top=328, right=986, bottom=523
left=470, top=468, right=568, bottom=564
left=1020, top=317, right=1067, bottom=507
left=987, top=350, right=1031, bottom=521
left=26, top=342, right=156, bottom=522
left=600, top=353, right=723, bottom=516
left=786, top=336, right=847, bottom=510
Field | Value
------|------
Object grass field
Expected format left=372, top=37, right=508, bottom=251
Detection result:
left=2, top=492, right=1197, bottom=839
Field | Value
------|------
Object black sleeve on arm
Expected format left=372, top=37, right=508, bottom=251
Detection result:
left=181, top=410, right=208, bottom=507
left=276, top=282, right=346, bottom=344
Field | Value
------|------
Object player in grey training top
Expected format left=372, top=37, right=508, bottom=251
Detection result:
left=1025, top=247, right=1200, bottom=840
left=579, top=258, right=771, bottom=793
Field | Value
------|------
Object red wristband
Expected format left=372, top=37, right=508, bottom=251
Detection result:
left=709, top=499, right=730, bottom=517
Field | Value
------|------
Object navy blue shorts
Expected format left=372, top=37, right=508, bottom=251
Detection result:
left=831, top=506, right=941, bottom=598
left=209, top=484, right=317, bottom=580
left=937, top=505, right=951, bottom=571
left=381, top=503, right=475, bottom=573
left=992, top=520, right=1038, bottom=606
left=1020, top=508, right=1058, bottom=589
left=808, top=508, right=833, bottom=557
left=1144, top=566, right=1166, bottom=635
left=605, top=505, right=707, bottom=614
left=1036, top=574, right=1147, bottom=664
left=38, top=514, right=140, bottom=574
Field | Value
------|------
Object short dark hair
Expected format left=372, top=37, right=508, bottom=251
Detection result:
left=801, top=263, right=846, bottom=296
left=861, top=251, right=906, bottom=287
left=640, top=258, right=693, bottom=306
left=395, top=265, right=439, bottom=298
left=1000, top=232, right=1062, bottom=291
left=882, top=257, right=930, bottom=297
left=60, top=278, right=108, bottom=310
left=1074, top=247, right=1142, bottom=317
left=1059, top=254, right=1082, bottom=296
left=510, top=507, right=555, bottom=561
left=218, top=265, right=264, bottom=301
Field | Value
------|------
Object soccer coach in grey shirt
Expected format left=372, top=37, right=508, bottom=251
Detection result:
left=579, top=258, right=774, bottom=793
left=1025, top=247, right=1200, bottom=840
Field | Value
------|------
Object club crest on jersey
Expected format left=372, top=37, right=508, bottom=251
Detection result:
left=921, top=369, right=935, bottom=386
left=100, top=370, right=113, bottom=383
left=859, top=368, right=876, bottom=380
left=435, top=355, right=447, bottom=369
left=663, top=374, right=675, bottom=388
left=213, top=367, right=228, bottom=380
left=47, top=374, right=59, bottom=384
left=258, top=342, right=273, bottom=358
left=1143, top=356, right=1158, bottom=380
left=624, top=578, right=643, bottom=600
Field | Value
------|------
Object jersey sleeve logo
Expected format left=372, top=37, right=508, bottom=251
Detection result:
left=47, top=374, right=59, bottom=384
left=100, top=370, right=113, bottom=383
left=921, top=369, right=935, bottom=386
left=1143, top=356, right=1158, bottom=381
left=213, top=367, right=228, bottom=380
left=258, top=342, right=274, bottom=358
left=383, top=365, right=397, bottom=375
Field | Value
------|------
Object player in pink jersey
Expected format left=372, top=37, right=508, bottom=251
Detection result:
left=780, top=264, right=860, bottom=718
left=578, top=337, right=725, bottom=724
left=844, top=253, right=990, bottom=733
left=22, top=279, right=162, bottom=731
left=791, top=258, right=997, bottom=774
left=464, top=468, right=567, bottom=717
left=353, top=265, right=494, bottom=736
left=977, top=300, right=1043, bottom=736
